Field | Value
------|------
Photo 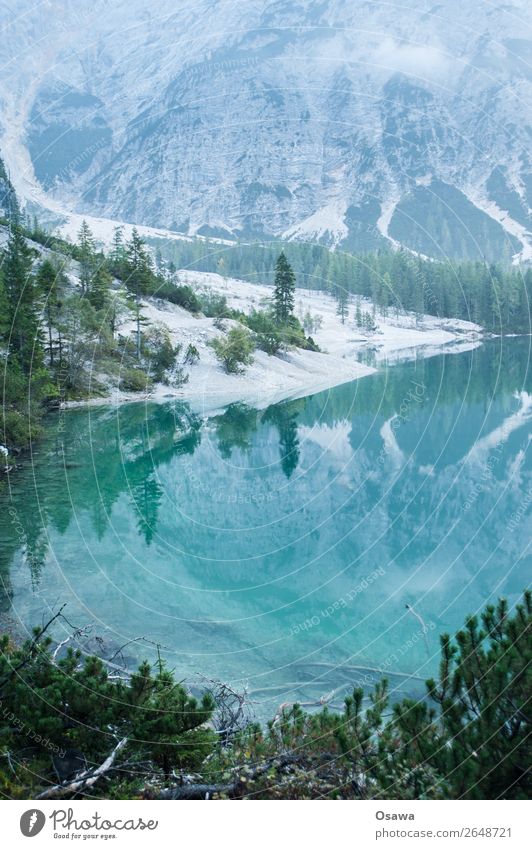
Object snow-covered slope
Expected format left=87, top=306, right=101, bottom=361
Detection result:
left=78, top=270, right=481, bottom=413
left=1, top=1, right=531, bottom=260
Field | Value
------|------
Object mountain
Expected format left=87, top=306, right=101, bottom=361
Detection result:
left=1, top=0, right=532, bottom=261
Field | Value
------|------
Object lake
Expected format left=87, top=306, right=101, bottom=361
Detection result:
left=1, top=339, right=530, bottom=718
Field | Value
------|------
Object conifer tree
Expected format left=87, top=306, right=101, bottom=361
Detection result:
left=126, top=659, right=214, bottom=776
left=336, top=287, right=349, bottom=323
left=109, top=225, right=126, bottom=277
left=125, top=229, right=154, bottom=358
left=77, top=220, right=96, bottom=295
left=273, top=251, right=296, bottom=324
left=3, top=226, right=44, bottom=371
left=0, top=264, right=9, bottom=341
left=36, top=259, right=67, bottom=366
left=87, top=265, right=112, bottom=312
left=393, top=590, right=531, bottom=799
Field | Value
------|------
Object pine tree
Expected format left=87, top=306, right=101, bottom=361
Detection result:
left=394, top=591, right=531, bottom=799
left=336, top=287, right=349, bottom=324
left=121, top=658, right=215, bottom=777
left=3, top=227, right=44, bottom=371
left=87, top=265, right=112, bottom=312
left=380, top=272, right=391, bottom=317
left=0, top=156, right=20, bottom=226
left=125, top=229, right=154, bottom=358
left=0, top=264, right=9, bottom=341
left=36, top=259, right=67, bottom=366
left=109, top=225, right=126, bottom=277
left=273, top=251, right=296, bottom=324
left=77, top=220, right=96, bottom=295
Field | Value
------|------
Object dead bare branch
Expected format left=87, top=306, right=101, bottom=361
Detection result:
left=157, top=754, right=302, bottom=800
left=36, top=737, right=128, bottom=800
left=52, top=625, right=93, bottom=661
left=198, top=676, right=254, bottom=744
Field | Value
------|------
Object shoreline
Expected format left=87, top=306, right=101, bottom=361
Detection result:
left=61, top=335, right=483, bottom=417
left=59, top=272, right=483, bottom=416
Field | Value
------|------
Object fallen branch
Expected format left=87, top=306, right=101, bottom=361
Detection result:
left=106, top=635, right=159, bottom=666
left=157, top=754, right=301, bottom=800
left=198, top=675, right=254, bottom=744
left=309, top=662, right=425, bottom=681
left=405, top=603, right=430, bottom=655
left=52, top=625, right=93, bottom=661
left=158, top=782, right=235, bottom=800
left=36, top=737, right=128, bottom=800
left=273, top=687, right=342, bottom=723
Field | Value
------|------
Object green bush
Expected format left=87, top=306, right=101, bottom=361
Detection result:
left=184, top=343, right=200, bottom=365
left=218, top=590, right=531, bottom=800
left=1, top=409, right=43, bottom=448
left=243, top=309, right=284, bottom=355
left=119, top=367, right=151, bottom=392
left=198, top=291, right=229, bottom=317
left=156, top=282, right=202, bottom=313
left=239, top=310, right=319, bottom=355
left=1, top=361, right=57, bottom=448
left=141, top=323, right=180, bottom=383
left=210, top=326, right=255, bottom=374
left=0, top=633, right=215, bottom=795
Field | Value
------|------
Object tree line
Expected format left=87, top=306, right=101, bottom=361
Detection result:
left=0, top=216, right=203, bottom=449
left=151, top=236, right=532, bottom=333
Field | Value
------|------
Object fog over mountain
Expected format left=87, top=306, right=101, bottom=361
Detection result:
left=1, top=0, right=532, bottom=260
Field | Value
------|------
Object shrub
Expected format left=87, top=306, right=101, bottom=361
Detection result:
left=119, top=367, right=151, bottom=392
left=304, top=335, right=320, bottom=352
left=156, top=282, right=202, bottom=313
left=218, top=591, right=532, bottom=800
left=0, top=633, right=215, bottom=794
left=279, top=315, right=320, bottom=351
left=184, top=343, right=200, bottom=365
left=210, top=326, right=255, bottom=374
left=141, top=323, right=180, bottom=382
left=0, top=592, right=528, bottom=799
left=2, top=408, right=43, bottom=448
left=240, top=310, right=319, bottom=354
left=198, top=291, right=230, bottom=317
left=243, top=309, right=284, bottom=355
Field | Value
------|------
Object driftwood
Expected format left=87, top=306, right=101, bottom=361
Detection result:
left=36, top=737, right=128, bottom=799
left=272, top=687, right=342, bottom=723
left=159, top=782, right=235, bottom=800
left=157, top=754, right=301, bottom=800
left=51, top=625, right=93, bottom=661
left=308, top=662, right=425, bottom=681
left=198, top=676, right=254, bottom=744
left=405, top=603, right=430, bottom=655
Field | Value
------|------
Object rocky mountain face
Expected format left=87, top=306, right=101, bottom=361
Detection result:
left=1, top=0, right=532, bottom=261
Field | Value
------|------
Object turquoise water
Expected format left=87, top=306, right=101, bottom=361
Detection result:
left=1, top=339, right=530, bottom=716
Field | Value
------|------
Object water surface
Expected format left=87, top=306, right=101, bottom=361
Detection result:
left=1, top=339, right=530, bottom=716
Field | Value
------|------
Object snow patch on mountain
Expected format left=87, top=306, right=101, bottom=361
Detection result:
left=376, top=197, right=401, bottom=248
left=283, top=201, right=349, bottom=246
left=464, top=191, right=532, bottom=263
